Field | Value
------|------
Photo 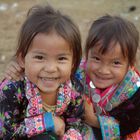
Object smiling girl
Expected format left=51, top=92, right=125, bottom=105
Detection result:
left=0, top=5, right=93, bottom=140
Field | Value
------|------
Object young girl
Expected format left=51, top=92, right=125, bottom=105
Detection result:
left=80, top=15, right=140, bottom=139
left=0, top=5, right=94, bottom=140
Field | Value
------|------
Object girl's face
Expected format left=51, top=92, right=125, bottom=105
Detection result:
left=86, top=42, right=129, bottom=89
left=19, top=32, right=73, bottom=95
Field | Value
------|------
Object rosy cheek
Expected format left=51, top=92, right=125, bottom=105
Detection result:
left=91, top=62, right=95, bottom=69
left=88, top=62, right=95, bottom=71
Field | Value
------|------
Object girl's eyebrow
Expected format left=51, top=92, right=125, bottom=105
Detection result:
left=106, top=56, right=124, bottom=62
left=31, top=51, right=46, bottom=55
left=31, top=51, right=72, bottom=56
left=57, top=53, right=72, bottom=56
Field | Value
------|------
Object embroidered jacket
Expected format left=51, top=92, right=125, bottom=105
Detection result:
left=0, top=77, right=94, bottom=140
left=75, top=58, right=140, bottom=140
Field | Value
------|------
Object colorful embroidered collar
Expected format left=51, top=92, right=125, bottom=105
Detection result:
left=24, top=77, right=73, bottom=117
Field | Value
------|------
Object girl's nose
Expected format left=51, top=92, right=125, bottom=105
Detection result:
left=98, top=64, right=110, bottom=75
left=43, top=62, right=57, bottom=73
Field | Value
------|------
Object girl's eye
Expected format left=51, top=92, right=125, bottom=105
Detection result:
left=91, top=56, right=100, bottom=62
left=34, top=55, right=44, bottom=60
left=113, top=61, right=121, bottom=65
left=113, top=60, right=122, bottom=67
left=58, top=57, right=67, bottom=61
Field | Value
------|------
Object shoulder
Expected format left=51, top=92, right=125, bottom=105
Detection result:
left=74, top=58, right=86, bottom=82
left=110, top=87, right=140, bottom=116
left=122, top=86, right=140, bottom=106
left=0, top=79, right=24, bottom=91
left=129, top=87, right=140, bottom=104
left=0, top=79, right=25, bottom=100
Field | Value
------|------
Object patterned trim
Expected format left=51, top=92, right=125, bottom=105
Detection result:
left=62, top=128, right=82, bottom=140
left=110, top=69, right=140, bottom=107
left=82, top=125, right=96, bottom=140
left=98, top=115, right=120, bottom=140
left=25, top=77, right=43, bottom=117
left=55, top=81, right=72, bottom=115
left=25, top=114, right=45, bottom=137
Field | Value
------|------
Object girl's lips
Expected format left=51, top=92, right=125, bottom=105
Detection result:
left=40, top=76, right=59, bottom=80
left=95, top=74, right=112, bottom=80
left=41, top=77, right=57, bottom=80
left=40, top=77, right=58, bottom=86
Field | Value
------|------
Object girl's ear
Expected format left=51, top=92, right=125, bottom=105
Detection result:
left=17, top=53, right=25, bottom=68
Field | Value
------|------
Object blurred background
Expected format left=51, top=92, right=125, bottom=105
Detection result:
left=0, top=0, right=140, bottom=80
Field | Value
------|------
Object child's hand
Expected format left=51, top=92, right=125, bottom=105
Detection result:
left=53, top=116, right=65, bottom=137
left=84, top=95, right=95, bottom=122
left=83, top=95, right=100, bottom=128
left=3, top=59, right=24, bottom=81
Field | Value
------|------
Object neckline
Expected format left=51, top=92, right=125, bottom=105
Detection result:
left=42, top=101, right=56, bottom=113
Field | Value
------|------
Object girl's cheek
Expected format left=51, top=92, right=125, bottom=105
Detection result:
left=88, top=61, right=96, bottom=70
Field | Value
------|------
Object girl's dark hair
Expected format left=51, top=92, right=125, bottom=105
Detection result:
left=85, top=15, right=139, bottom=66
left=16, top=5, right=82, bottom=78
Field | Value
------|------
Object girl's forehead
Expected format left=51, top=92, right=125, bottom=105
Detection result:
left=29, top=32, right=72, bottom=54
left=89, top=44, right=129, bottom=63
left=90, top=42, right=124, bottom=55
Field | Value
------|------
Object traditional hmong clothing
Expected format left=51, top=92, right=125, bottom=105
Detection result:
left=76, top=59, right=140, bottom=140
left=0, top=76, right=94, bottom=140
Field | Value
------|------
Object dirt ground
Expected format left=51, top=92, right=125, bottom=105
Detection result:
left=0, top=0, right=140, bottom=80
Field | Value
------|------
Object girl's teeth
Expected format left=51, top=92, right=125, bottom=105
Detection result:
left=42, top=78, right=56, bottom=80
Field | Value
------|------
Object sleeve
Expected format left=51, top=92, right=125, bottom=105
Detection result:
left=109, top=87, right=140, bottom=137
left=0, top=80, right=54, bottom=139
left=97, top=115, right=120, bottom=140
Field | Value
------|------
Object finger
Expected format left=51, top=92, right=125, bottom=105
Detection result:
left=4, top=68, right=17, bottom=77
left=5, top=65, right=23, bottom=80
left=84, top=95, right=92, bottom=105
left=4, top=75, right=12, bottom=80
left=4, top=71, right=21, bottom=81
left=12, top=62, right=24, bottom=72
left=6, top=60, right=23, bottom=73
left=0, top=74, right=8, bottom=81
left=7, top=64, right=20, bottom=74
left=11, top=65, right=24, bottom=79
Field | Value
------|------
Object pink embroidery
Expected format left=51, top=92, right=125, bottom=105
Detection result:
left=28, top=107, right=38, bottom=116
left=25, top=114, right=45, bottom=137
left=62, top=129, right=82, bottom=140
left=119, top=93, right=128, bottom=101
